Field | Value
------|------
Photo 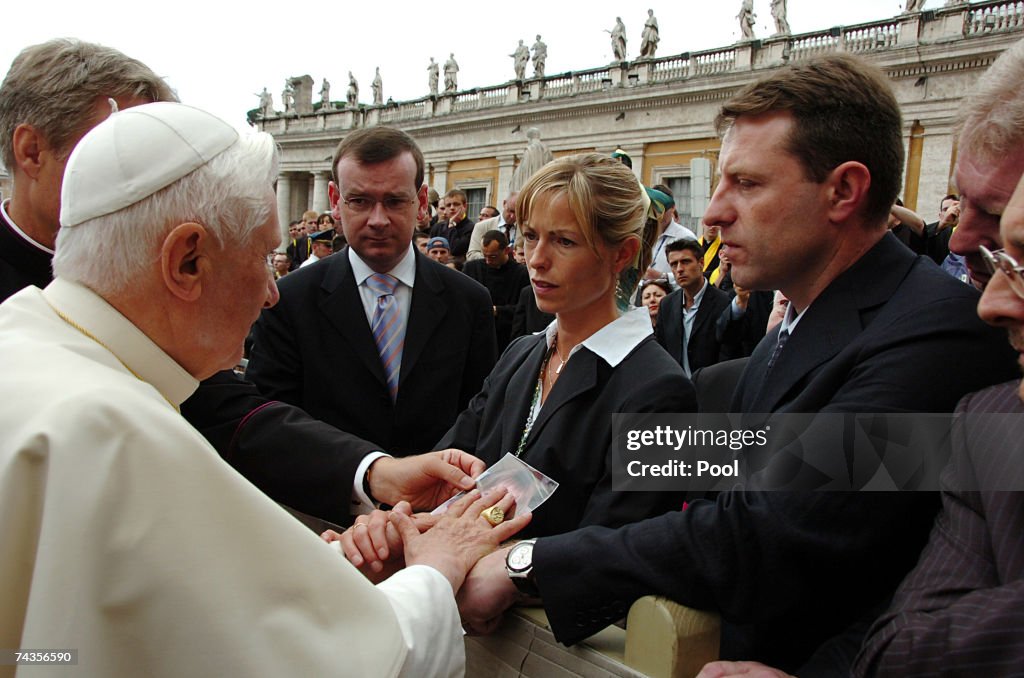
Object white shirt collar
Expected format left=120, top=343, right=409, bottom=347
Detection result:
left=688, top=278, right=708, bottom=309
left=348, top=244, right=416, bottom=289
left=42, top=278, right=198, bottom=406
left=779, top=298, right=807, bottom=336
left=1, top=199, right=55, bottom=255
left=541, top=306, right=652, bottom=368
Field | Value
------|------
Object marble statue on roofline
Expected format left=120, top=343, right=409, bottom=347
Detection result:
left=738, top=0, right=756, bottom=40
left=532, top=35, right=548, bottom=78
left=509, top=127, right=554, bottom=192
left=444, top=53, right=459, bottom=92
left=346, top=72, right=359, bottom=108
left=372, top=68, right=383, bottom=105
left=905, top=0, right=925, bottom=11
left=256, top=87, right=274, bottom=118
left=607, top=17, right=628, bottom=61
left=281, top=80, right=295, bottom=114
left=428, top=57, right=439, bottom=96
left=640, top=10, right=660, bottom=59
left=319, top=79, right=331, bottom=109
left=771, top=0, right=791, bottom=35
left=511, top=40, right=530, bottom=80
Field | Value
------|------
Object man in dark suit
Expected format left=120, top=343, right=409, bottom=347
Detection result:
left=655, top=238, right=731, bottom=376
left=462, top=229, right=530, bottom=350
left=246, top=127, right=497, bottom=459
left=456, top=54, right=1019, bottom=674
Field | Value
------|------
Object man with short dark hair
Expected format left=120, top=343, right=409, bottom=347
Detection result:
left=286, top=218, right=311, bottom=270
left=457, top=54, right=1017, bottom=674
left=463, top=229, right=530, bottom=350
left=479, top=205, right=499, bottom=221
left=430, top=188, right=474, bottom=261
left=272, top=252, right=291, bottom=279
left=246, top=127, right=497, bottom=461
left=655, top=238, right=730, bottom=376
left=467, top=191, right=519, bottom=262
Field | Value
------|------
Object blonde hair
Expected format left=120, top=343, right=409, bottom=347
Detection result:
left=517, top=153, right=647, bottom=264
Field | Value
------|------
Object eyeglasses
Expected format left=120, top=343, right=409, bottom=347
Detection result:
left=980, top=246, right=1024, bottom=300
left=341, top=196, right=416, bottom=214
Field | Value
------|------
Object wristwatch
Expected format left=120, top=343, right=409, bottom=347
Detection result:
left=506, top=539, right=539, bottom=597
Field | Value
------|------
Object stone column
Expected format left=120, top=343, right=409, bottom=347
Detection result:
left=312, top=171, right=331, bottom=214
left=276, top=172, right=292, bottom=249
left=916, top=120, right=957, bottom=219
left=432, top=160, right=450, bottom=194
left=496, top=154, right=517, bottom=201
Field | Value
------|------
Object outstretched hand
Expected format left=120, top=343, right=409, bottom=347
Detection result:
left=368, top=449, right=485, bottom=510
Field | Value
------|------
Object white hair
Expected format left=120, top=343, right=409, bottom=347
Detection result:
left=957, top=37, right=1024, bottom=161
left=53, top=131, right=279, bottom=295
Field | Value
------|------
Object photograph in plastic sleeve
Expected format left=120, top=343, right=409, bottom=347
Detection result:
left=431, top=453, right=559, bottom=517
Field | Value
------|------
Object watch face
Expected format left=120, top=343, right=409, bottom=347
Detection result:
left=508, top=542, right=534, bottom=571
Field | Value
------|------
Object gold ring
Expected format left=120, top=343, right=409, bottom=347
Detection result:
left=480, top=506, right=505, bottom=526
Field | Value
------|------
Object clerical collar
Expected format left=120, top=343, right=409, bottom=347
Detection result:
left=1, top=200, right=55, bottom=255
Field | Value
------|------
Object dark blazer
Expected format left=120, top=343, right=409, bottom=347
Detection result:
left=429, top=216, right=475, bottom=258
left=245, top=248, right=497, bottom=458
left=530, top=234, right=1019, bottom=671
left=655, top=283, right=731, bottom=374
left=285, top=235, right=311, bottom=271
left=510, top=285, right=554, bottom=340
left=436, top=330, right=697, bottom=538
left=462, top=258, right=531, bottom=350
left=855, top=381, right=1024, bottom=676
left=181, top=370, right=379, bottom=524
left=716, top=290, right=774, bottom=360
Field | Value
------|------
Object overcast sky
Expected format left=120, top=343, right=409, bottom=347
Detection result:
left=3, top=0, right=928, bottom=127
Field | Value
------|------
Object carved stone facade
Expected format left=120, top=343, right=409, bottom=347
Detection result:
left=258, top=1, right=1024, bottom=245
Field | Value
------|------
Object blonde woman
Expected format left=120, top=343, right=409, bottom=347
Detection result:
left=435, top=153, right=696, bottom=537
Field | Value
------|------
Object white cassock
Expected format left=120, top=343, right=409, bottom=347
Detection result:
left=0, top=278, right=464, bottom=678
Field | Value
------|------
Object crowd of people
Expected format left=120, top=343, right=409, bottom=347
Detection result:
left=2, top=33, right=1024, bottom=678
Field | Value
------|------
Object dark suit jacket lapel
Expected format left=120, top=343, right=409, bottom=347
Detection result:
left=401, top=253, right=448, bottom=383
left=525, top=348, right=600, bottom=447
left=318, top=250, right=387, bottom=385
left=744, top=233, right=916, bottom=413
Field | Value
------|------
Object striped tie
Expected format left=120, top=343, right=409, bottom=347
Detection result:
left=367, top=273, right=405, bottom=402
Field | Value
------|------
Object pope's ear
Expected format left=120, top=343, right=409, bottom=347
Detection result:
left=161, top=223, right=209, bottom=302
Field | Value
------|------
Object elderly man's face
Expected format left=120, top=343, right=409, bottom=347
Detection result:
left=329, top=152, right=426, bottom=273
left=977, top=174, right=1024, bottom=402
left=502, top=192, right=518, bottom=225
left=951, top=149, right=1024, bottom=289
left=203, top=197, right=281, bottom=376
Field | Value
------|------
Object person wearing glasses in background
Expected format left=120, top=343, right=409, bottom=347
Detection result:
left=246, top=127, right=497, bottom=461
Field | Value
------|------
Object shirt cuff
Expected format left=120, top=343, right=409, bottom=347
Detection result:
left=351, top=451, right=390, bottom=515
left=730, top=297, right=746, bottom=319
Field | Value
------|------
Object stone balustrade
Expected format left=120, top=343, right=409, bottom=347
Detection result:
left=257, top=0, right=1021, bottom=136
